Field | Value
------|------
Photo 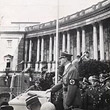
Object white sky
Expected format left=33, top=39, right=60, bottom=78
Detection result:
left=0, top=0, right=102, bottom=25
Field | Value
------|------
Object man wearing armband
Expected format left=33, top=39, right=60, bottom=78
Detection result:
left=46, top=51, right=82, bottom=110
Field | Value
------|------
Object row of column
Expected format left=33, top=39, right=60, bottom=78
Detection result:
left=25, top=21, right=105, bottom=72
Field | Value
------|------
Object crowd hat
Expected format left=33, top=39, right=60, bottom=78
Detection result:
left=0, top=102, right=13, bottom=110
left=59, top=51, right=73, bottom=59
left=25, top=95, right=41, bottom=106
left=1, top=105, right=13, bottom=110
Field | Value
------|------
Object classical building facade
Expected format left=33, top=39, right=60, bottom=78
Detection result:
left=0, top=26, right=25, bottom=72
left=0, top=22, right=39, bottom=72
left=24, top=0, right=110, bottom=72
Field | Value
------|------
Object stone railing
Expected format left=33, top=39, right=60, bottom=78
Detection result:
left=25, top=0, right=110, bottom=32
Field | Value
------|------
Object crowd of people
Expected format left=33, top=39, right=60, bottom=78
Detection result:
left=24, top=50, right=110, bottom=110
left=25, top=51, right=90, bottom=110
left=1, top=51, right=110, bottom=110
left=46, top=51, right=85, bottom=110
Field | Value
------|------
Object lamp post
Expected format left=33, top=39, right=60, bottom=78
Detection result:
left=55, top=0, right=59, bottom=85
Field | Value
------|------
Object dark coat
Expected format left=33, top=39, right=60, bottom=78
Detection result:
left=52, top=64, right=82, bottom=110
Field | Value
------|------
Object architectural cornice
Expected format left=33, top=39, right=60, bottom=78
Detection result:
left=0, top=31, right=25, bottom=34
left=26, top=0, right=110, bottom=38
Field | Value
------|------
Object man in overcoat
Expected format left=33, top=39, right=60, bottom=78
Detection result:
left=46, top=51, right=82, bottom=110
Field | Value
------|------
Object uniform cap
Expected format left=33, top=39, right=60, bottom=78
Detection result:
left=0, top=102, right=13, bottom=110
left=25, top=95, right=40, bottom=106
left=102, top=76, right=110, bottom=82
left=0, top=105, right=13, bottom=110
left=59, top=51, right=72, bottom=59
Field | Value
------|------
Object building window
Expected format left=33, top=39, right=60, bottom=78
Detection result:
left=7, top=40, right=12, bottom=48
left=6, top=62, right=10, bottom=68
left=6, top=59, right=11, bottom=71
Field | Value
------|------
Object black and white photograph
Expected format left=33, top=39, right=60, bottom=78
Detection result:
left=0, top=0, right=110, bottom=110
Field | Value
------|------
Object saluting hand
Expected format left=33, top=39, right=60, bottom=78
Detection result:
left=46, top=88, right=52, bottom=94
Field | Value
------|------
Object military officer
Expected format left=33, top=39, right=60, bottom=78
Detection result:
left=99, top=76, right=110, bottom=110
left=83, top=75, right=101, bottom=110
left=46, top=51, right=82, bottom=110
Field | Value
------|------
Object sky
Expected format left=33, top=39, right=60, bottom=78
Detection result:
left=0, top=0, right=102, bottom=25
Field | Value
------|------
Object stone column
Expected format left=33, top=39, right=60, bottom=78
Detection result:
left=52, top=34, right=56, bottom=71
left=40, top=37, right=44, bottom=71
left=93, top=23, right=98, bottom=60
left=35, top=37, right=40, bottom=71
left=54, top=35, right=56, bottom=61
left=24, top=39, right=28, bottom=69
left=76, top=29, right=81, bottom=56
left=41, top=37, right=44, bottom=61
left=48, top=35, right=52, bottom=72
left=67, top=31, right=70, bottom=53
left=62, top=32, right=66, bottom=52
left=99, top=21, right=104, bottom=61
left=49, top=35, right=52, bottom=61
left=28, top=39, right=32, bottom=67
left=82, top=27, right=86, bottom=54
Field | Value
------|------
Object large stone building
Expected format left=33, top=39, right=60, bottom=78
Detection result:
left=0, top=22, right=39, bottom=72
left=24, top=0, right=110, bottom=73
left=0, top=26, right=24, bottom=72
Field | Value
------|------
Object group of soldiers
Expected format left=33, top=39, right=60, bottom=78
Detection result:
left=51, top=73, right=110, bottom=110
left=49, top=51, right=110, bottom=110
left=80, top=74, right=110, bottom=110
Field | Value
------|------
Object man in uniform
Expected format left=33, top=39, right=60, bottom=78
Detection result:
left=100, top=76, right=110, bottom=110
left=83, top=75, right=101, bottom=110
left=46, top=51, right=82, bottom=110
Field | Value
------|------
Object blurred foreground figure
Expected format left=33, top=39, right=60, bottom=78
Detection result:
left=40, top=102, right=56, bottom=110
left=0, top=102, right=14, bottom=110
left=26, top=95, right=41, bottom=110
